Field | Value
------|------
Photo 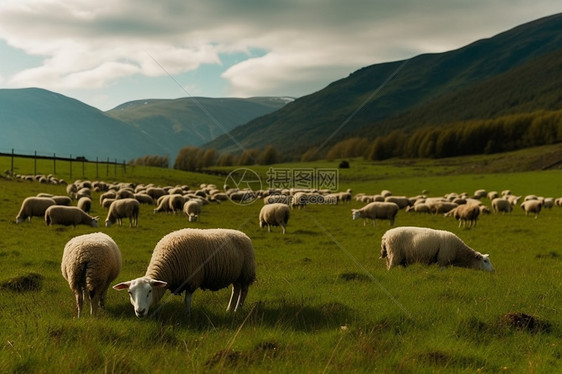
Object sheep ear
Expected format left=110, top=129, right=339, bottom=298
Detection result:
left=150, top=280, right=168, bottom=288
left=113, top=281, right=131, bottom=290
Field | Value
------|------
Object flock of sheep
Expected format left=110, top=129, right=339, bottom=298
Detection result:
left=12, top=175, right=562, bottom=318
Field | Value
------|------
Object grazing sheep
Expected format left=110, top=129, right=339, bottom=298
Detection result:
left=291, top=191, right=308, bottom=209
left=99, top=191, right=117, bottom=206
left=405, top=203, right=430, bottom=214
left=102, top=198, right=116, bottom=209
left=116, top=189, right=135, bottom=199
left=134, top=193, right=154, bottom=205
left=259, top=203, right=290, bottom=234
left=428, top=201, right=458, bottom=215
left=380, top=226, right=494, bottom=271
left=105, top=198, right=140, bottom=227
left=146, top=187, right=167, bottom=200
left=183, top=199, right=202, bottom=222
left=168, top=194, right=186, bottom=214
left=521, top=200, right=542, bottom=218
left=384, top=196, right=411, bottom=209
left=51, top=195, right=73, bottom=206
left=543, top=198, right=554, bottom=209
left=16, top=196, right=57, bottom=223
left=153, top=195, right=173, bottom=214
left=61, top=232, right=122, bottom=317
left=555, top=197, right=562, bottom=207
left=473, top=189, right=487, bottom=199
left=445, top=204, right=480, bottom=228
left=352, top=202, right=399, bottom=227
left=492, top=198, right=512, bottom=214
left=113, top=228, right=256, bottom=317
left=45, top=206, right=99, bottom=227
left=264, top=194, right=291, bottom=205
left=77, top=197, right=92, bottom=213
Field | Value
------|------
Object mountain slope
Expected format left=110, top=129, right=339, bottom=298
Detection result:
left=205, top=13, right=562, bottom=156
left=106, top=96, right=290, bottom=155
left=0, top=88, right=164, bottom=160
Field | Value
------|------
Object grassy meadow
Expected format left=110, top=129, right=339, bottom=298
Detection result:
left=0, top=150, right=561, bottom=373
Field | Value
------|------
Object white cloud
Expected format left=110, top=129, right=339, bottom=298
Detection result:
left=0, top=0, right=560, bottom=105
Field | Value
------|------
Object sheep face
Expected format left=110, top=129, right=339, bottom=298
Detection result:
left=351, top=210, right=361, bottom=220
left=188, top=213, right=198, bottom=222
left=113, top=277, right=167, bottom=317
left=475, top=253, right=494, bottom=272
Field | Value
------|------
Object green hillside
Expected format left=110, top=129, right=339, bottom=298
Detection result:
left=205, top=13, right=562, bottom=157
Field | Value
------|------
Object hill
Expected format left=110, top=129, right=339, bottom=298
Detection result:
left=0, top=88, right=290, bottom=161
left=106, top=96, right=291, bottom=152
left=0, top=88, right=163, bottom=161
left=205, top=13, right=562, bottom=157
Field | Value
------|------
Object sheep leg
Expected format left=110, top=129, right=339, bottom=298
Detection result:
left=184, top=292, right=192, bottom=315
left=234, top=284, right=249, bottom=312
left=227, top=284, right=241, bottom=312
left=75, top=290, right=84, bottom=318
left=89, top=290, right=100, bottom=316
left=281, top=224, right=286, bottom=234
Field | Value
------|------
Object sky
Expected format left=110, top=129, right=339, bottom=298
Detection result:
left=0, top=1, right=561, bottom=111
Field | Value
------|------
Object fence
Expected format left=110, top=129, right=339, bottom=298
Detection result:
left=0, top=149, right=128, bottom=180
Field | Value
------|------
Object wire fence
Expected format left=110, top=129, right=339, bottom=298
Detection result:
left=0, top=149, right=128, bottom=180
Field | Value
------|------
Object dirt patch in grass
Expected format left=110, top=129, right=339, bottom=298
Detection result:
left=338, top=272, right=372, bottom=282
left=0, top=272, right=44, bottom=292
left=499, top=312, right=552, bottom=334
left=205, top=341, right=280, bottom=369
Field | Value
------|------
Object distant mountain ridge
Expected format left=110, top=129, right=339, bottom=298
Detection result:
left=205, top=13, right=562, bottom=157
left=0, top=88, right=290, bottom=161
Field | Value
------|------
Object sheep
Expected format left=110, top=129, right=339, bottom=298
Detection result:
left=134, top=193, right=154, bottom=205
left=153, top=195, right=173, bottom=214
left=384, top=196, right=411, bottom=209
left=445, top=203, right=480, bottom=228
left=543, top=198, right=554, bottom=209
left=61, top=232, right=122, bottom=317
left=77, top=196, right=92, bottom=213
left=351, top=202, right=399, bottom=227
left=99, top=191, right=116, bottom=206
left=168, top=194, right=186, bottom=214
left=51, top=195, right=72, bottom=206
left=183, top=199, right=202, bottom=222
left=113, top=228, right=256, bottom=317
left=555, top=197, right=562, bottom=207
left=16, top=196, right=57, bottom=223
left=405, top=203, right=430, bottom=214
left=521, top=200, right=542, bottom=218
left=380, top=226, right=494, bottom=272
left=492, top=198, right=512, bottom=214
left=428, top=201, right=458, bottom=215
left=259, top=203, right=290, bottom=234
left=45, top=206, right=99, bottom=227
left=264, top=194, right=291, bottom=205
left=105, top=198, right=140, bottom=227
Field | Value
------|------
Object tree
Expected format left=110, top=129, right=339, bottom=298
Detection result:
left=257, top=145, right=280, bottom=165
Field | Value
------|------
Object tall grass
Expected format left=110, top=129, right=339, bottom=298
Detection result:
left=0, top=152, right=561, bottom=372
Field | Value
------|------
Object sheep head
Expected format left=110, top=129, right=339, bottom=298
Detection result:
left=113, top=277, right=167, bottom=317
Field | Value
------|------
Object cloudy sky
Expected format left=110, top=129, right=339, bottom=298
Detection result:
left=0, top=1, right=560, bottom=111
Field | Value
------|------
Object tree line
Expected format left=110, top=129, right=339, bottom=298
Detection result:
left=131, top=109, right=562, bottom=169
left=323, top=109, right=562, bottom=161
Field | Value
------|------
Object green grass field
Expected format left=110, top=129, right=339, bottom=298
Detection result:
left=0, top=151, right=561, bottom=373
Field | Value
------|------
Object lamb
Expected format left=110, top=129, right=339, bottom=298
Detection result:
left=351, top=202, right=399, bottom=227
left=183, top=199, right=202, bottom=222
left=492, top=198, right=512, bottom=214
left=61, top=232, right=122, bottom=317
left=380, top=226, right=494, bottom=271
left=16, top=196, right=57, bottom=223
left=259, top=203, right=290, bottom=234
left=445, top=203, right=480, bottom=228
left=105, top=198, right=140, bottom=227
left=521, top=200, right=542, bottom=218
left=45, top=206, right=99, bottom=227
left=77, top=196, right=92, bottom=213
left=113, top=228, right=256, bottom=317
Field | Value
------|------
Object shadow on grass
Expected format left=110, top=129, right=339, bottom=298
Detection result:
left=107, top=298, right=354, bottom=332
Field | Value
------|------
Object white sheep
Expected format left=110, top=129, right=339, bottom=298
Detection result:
left=445, top=203, right=480, bottom=228
left=105, top=198, right=140, bottom=227
left=521, top=200, right=542, bottom=218
left=77, top=196, right=92, bottom=213
left=168, top=194, right=186, bottom=214
left=492, top=198, right=512, bottom=214
left=384, top=196, right=411, bottom=209
left=153, top=195, right=173, bottom=214
left=351, top=202, right=399, bottom=227
left=113, top=228, right=256, bottom=317
left=16, top=196, right=57, bottom=223
left=380, top=226, right=494, bottom=271
left=259, top=203, right=290, bottom=234
left=183, top=199, right=202, bottom=222
left=45, top=206, right=99, bottom=227
left=61, top=232, right=122, bottom=317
